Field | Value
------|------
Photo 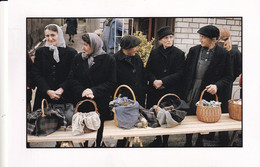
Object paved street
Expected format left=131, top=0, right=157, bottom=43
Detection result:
left=29, top=21, right=242, bottom=148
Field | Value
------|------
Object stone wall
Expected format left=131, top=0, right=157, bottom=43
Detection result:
left=174, top=17, right=242, bottom=53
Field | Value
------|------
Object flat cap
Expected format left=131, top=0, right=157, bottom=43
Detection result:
left=197, top=25, right=220, bottom=39
left=120, top=35, right=142, bottom=49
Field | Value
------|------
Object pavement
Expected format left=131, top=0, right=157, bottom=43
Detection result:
left=29, top=21, right=242, bottom=148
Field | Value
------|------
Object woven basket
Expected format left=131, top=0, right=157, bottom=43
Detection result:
left=228, top=88, right=242, bottom=121
left=74, top=99, right=100, bottom=133
left=196, top=89, right=222, bottom=123
left=112, top=84, right=136, bottom=127
left=155, top=93, right=181, bottom=116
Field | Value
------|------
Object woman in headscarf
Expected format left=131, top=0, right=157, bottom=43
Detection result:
left=145, top=26, right=185, bottom=147
left=182, top=25, right=233, bottom=146
left=68, top=33, right=116, bottom=147
left=32, top=24, right=77, bottom=111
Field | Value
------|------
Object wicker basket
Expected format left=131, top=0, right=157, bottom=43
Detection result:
left=228, top=88, right=242, bottom=121
left=74, top=99, right=100, bottom=133
left=155, top=93, right=181, bottom=116
left=196, top=89, right=222, bottom=123
left=112, top=84, right=136, bottom=127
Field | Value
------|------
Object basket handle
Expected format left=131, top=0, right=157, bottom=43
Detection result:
left=113, top=84, right=136, bottom=102
left=155, top=93, right=181, bottom=115
left=41, top=99, right=48, bottom=117
left=74, top=99, right=99, bottom=114
left=232, top=87, right=241, bottom=100
left=198, top=89, right=219, bottom=105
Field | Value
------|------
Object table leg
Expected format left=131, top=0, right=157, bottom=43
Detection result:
left=129, top=137, right=134, bottom=147
left=229, top=131, right=238, bottom=146
left=79, top=142, right=84, bottom=147
left=139, top=137, right=143, bottom=147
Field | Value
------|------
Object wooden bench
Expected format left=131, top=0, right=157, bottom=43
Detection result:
left=27, top=113, right=241, bottom=147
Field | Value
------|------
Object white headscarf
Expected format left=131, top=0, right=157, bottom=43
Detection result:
left=45, top=24, right=66, bottom=63
left=82, top=33, right=106, bottom=68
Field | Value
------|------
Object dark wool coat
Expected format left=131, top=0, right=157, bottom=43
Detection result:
left=65, top=18, right=78, bottom=35
left=68, top=53, right=116, bottom=120
left=145, top=45, right=185, bottom=108
left=222, top=45, right=242, bottom=113
left=32, top=46, right=77, bottom=111
left=182, top=45, right=233, bottom=114
left=114, top=50, right=146, bottom=107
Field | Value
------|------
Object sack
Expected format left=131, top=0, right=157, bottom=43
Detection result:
left=27, top=99, right=65, bottom=136
left=72, top=99, right=101, bottom=136
left=110, top=85, right=140, bottom=129
left=155, top=94, right=187, bottom=128
left=51, top=103, right=74, bottom=126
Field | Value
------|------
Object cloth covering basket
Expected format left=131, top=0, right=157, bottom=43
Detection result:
left=196, top=89, right=222, bottom=123
left=72, top=99, right=100, bottom=134
left=228, top=88, right=242, bottom=121
left=155, top=93, right=187, bottom=127
left=112, top=84, right=139, bottom=128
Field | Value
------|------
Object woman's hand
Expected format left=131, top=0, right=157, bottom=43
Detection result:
left=206, top=84, right=218, bottom=95
left=82, top=88, right=94, bottom=99
left=153, top=80, right=163, bottom=89
left=55, top=88, right=64, bottom=96
left=47, top=90, right=61, bottom=100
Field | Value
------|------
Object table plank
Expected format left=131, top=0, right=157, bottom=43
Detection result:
left=27, top=113, right=241, bottom=142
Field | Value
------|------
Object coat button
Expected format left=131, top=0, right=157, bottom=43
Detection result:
left=164, top=69, right=167, bottom=73
left=133, top=69, right=136, bottom=73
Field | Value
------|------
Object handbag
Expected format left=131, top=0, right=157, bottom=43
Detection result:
left=50, top=103, right=74, bottom=126
left=110, top=85, right=140, bottom=129
left=27, top=99, right=65, bottom=136
left=155, top=94, right=188, bottom=128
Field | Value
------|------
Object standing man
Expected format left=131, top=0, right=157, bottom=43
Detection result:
left=114, top=35, right=146, bottom=147
left=146, top=26, right=185, bottom=147
left=182, top=25, right=233, bottom=146
left=102, top=18, right=126, bottom=55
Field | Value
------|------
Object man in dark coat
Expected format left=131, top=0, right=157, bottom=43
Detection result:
left=182, top=25, right=233, bottom=146
left=145, top=26, right=185, bottom=147
left=113, top=35, right=145, bottom=147
left=114, top=35, right=146, bottom=107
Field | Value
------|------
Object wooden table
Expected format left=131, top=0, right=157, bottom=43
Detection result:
left=27, top=113, right=241, bottom=147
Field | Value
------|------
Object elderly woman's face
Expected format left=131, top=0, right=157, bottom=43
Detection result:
left=160, top=34, right=174, bottom=49
left=199, top=34, right=212, bottom=48
left=45, top=29, right=58, bottom=46
left=82, top=41, right=92, bottom=55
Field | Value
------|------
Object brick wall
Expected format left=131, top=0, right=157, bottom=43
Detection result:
left=174, top=18, right=242, bottom=53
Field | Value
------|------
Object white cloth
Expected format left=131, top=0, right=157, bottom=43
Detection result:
left=72, top=112, right=101, bottom=136
left=45, top=24, right=66, bottom=63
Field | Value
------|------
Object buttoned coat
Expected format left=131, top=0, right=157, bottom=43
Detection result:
left=68, top=53, right=116, bottom=120
left=182, top=45, right=233, bottom=114
left=32, top=46, right=77, bottom=111
left=145, top=45, right=185, bottom=108
left=114, top=50, right=146, bottom=107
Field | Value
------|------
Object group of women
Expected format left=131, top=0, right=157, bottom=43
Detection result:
left=28, top=23, right=241, bottom=147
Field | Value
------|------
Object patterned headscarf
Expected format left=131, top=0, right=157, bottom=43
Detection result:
left=45, top=24, right=66, bottom=63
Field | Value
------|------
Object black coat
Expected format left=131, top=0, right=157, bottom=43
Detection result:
left=32, top=46, right=77, bottom=111
left=68, top=53, right=116, bottom=120
left=182, top=45, right=233, bottom=114
left=222, top=45, right=242, bottom=112
left=65, top=18, right=78, bottom=35
left=145, top=45, right=185, bottom=108
left=114, top=50, right=146, bottom=107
